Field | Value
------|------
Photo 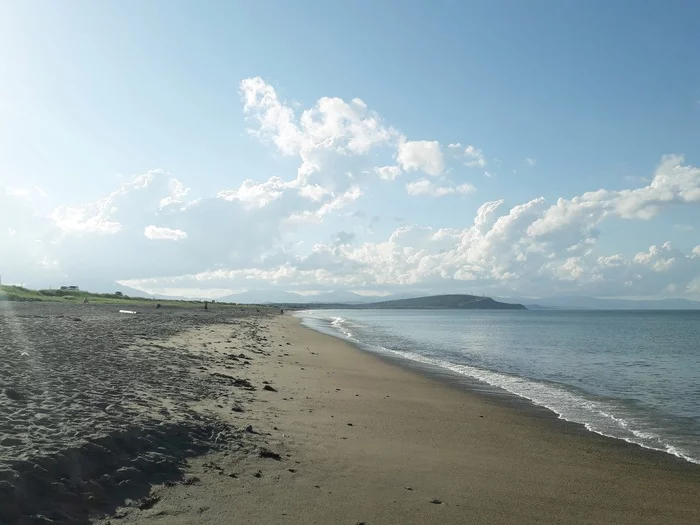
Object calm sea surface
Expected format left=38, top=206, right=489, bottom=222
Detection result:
left=297, top=309, right=700, bottom=464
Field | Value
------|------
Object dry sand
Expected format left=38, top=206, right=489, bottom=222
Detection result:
left=96, top=314, right=700, bottom=525
left=0, top=302, right=275, bottom=524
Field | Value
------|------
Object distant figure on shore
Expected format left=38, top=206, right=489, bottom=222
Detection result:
left=280, top=309, right=284, bottom=315
left=204, top=301, right=208, bottom=311
left=156, top=303, right=162, bottom=309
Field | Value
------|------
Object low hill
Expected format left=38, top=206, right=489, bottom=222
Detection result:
left=362, top=294, right=526, bottom=310
left=271, top=294, right=526, bottom=310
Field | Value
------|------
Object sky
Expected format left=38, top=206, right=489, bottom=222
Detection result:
left=1, top=0, right=700, bottom=299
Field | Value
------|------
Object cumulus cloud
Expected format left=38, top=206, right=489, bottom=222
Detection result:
left=464, top=145, right=486, bottom=168
left=397, top=139, right=445, bottom=176
left=38, top=147, right=700, bottom=299
left=49, top=170, right=189, bottom=236
left=144, top=225, right=188, bottom=241
left=287, top=187, right=363, bottom=223
left=597, top=254, right=624, bottom=267
left=51, top=206, right=122, bottom=235
left=240, top=76, right=395, bottom=158
left=374, top=165, right=402, bottom=181
left=529, top=155, right=700, bottom=236
left=449, top=143, right=487, bottom=169
left=3, top=77, right=700, bottom=300
left=406, top=179, right=475, bottom=197
left=218, top=177, right=287, bottom=209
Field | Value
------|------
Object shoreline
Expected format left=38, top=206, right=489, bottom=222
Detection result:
left=296, top=312, right=700, bottom=471
left=109, top=313, right=700, bottom=524
left=296, top=310, right=700, bottom=468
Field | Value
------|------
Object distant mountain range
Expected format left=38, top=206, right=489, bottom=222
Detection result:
left=52, top=281, right=700, bottom=310
left=498, top=296, right=700, bottom=310
left=217, top=289, right=385, bottom=304
left=218, top=290, right=700, bottom=310
left=113, top=284, right=197, bottom=301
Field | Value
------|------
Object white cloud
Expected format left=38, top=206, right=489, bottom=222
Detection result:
left=4, top=76, right=700, bottom=300
left=240, top=77, right=395, bottom=158
left=406, top=179, right=475, bottom=197
left=51, top=205, right=122, bottom=235
left=525, top=157, right=537, bottom=166
left=633, top=245, right=661, bottom=264
left=544, top=257, right=586, bottom=281
left=287, top=187, right=362, bottom=223
left=449, top=143, right=487, bottom=171
left=239, top=77, right=302, bottom=156
left=298, top=184, right=329, bottom=201
left=633, top=243, right=677, bottom=272
left=529, top=155, right=700, bottom=236
left=50, top=170, right=187, bottom=236
left=397, top=139, right=444, bottom=176
left=597, top=254, right=624, bottom=267
left=159, top=179, right=191, bottom=209
left=120, top=206, right=700, bottom=298
left=374, top=165, right=402, bottom=181
left=652, top=258, right=676, bottom=272
left=455, top=183, right=477, bottom=194
left=133, top=153, right=700, bottom=295
left=144, top=225, right=188, bottom=241
left=218, top=177, right=287, bottom=209
left=464, top=145, right=486, bottom=168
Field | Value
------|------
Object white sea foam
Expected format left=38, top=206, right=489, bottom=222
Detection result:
left=330, top=317, right=353, bottom=338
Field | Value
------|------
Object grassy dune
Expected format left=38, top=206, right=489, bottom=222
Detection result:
left=0, top=285, right=248, bottom=308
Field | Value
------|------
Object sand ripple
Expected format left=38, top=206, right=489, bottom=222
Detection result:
left=0, top=302, right=269, bottom=524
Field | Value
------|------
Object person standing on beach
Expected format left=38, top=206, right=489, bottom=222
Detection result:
left=204, top=301, right=208, bottom=311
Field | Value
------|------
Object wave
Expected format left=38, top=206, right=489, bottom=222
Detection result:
left=330, top=316, right=353, bottom=338
left=296, top=311, right=700, bottom=465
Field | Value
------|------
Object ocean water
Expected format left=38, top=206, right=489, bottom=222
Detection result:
left=297, top=309, right=700, bottom=464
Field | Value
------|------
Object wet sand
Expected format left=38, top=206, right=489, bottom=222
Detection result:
left=102, top=315, right=700, bottom=525
left=2, top=305, right=699, bottom=524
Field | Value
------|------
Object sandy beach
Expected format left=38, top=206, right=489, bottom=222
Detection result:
left=2, top=305, right=699, bottom=524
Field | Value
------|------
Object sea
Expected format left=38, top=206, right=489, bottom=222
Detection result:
left=297, top=309, right=700, bottom=464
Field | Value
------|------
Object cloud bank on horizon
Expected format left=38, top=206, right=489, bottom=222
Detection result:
left=2, top=77, right=700, bottom=299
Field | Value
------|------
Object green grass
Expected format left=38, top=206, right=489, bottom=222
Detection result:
left=0, top=285, right=256, bottom=309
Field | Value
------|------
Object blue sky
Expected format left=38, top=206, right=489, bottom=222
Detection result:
left=1, top=1, right=699, bottom=298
